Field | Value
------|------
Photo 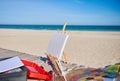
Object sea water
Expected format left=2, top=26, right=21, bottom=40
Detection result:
left=0, top=24, right=120, bottom=31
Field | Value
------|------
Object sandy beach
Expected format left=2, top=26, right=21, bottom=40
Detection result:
left=0, top=29, right=120, bottom=68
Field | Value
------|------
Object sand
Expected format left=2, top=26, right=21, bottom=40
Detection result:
left=0, top=29, right=120, bottom=68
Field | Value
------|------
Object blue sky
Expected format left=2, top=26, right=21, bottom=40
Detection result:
left=0, top=0, right=120, bottom=25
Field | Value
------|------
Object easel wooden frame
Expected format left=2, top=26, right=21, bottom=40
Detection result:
left=45, top=23, right=69, bottom=81
left=46, top=54, right=67, bottom=81
left=62, top=22, right=69, bottom=64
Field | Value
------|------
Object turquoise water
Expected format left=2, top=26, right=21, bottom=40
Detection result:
left=0, top=24, right=120, bottom=31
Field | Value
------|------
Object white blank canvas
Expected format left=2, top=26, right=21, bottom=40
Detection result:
left=0, top=56, right=24, bottom=73
left=46, top=33, right=69, bottom=59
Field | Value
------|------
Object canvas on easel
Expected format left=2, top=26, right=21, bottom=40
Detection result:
left=45, top=23, right=69, bottom=81
left=46, top=32, right=69, bottom=59
left=46, top=23, right=69, bottom=63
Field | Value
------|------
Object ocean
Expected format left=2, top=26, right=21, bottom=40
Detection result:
left=0, top=24, right=120, bottom=31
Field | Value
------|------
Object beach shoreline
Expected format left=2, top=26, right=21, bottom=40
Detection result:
left=0, top=29, right=120, bottom=68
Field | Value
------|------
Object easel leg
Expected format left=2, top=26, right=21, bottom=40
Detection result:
left=63, top=51, right=68, bottom=64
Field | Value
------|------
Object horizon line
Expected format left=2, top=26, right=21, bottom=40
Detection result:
left=0, top=24, right=120, bottom=26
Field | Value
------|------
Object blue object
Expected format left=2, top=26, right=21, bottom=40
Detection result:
left=104, top=71, right=118, bottom=78
left=115, top=78, right=120, bottom=81
left=103, top=78, right=113, bottom=81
